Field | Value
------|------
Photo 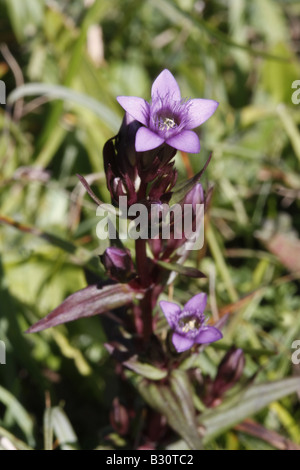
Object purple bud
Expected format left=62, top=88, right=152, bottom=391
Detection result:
left=148, top=166, right=177, bottom=200
left=103, top=113, right=141, bottom=207
left=212, top=347, right=245, bottom=398
left=117, top=112, right=142, bottom=167
left=183, top=183, right=205, bottom=210
left=109, top=397, right=130, bottom=436
left=100, top=247, right=135, bottom=282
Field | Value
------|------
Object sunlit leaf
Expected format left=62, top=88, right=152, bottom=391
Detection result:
left=124, top=356, right=168, bottom=380
left=51, top=407, right=78, bottom=450
left=8, top=83, right=120, bottom=132
left=156, top=260, right=206, bottom=278
left=0, top=386, right=35, bottom=447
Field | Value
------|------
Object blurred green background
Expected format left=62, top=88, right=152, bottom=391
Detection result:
left=1, top=0, right=300, bottom=450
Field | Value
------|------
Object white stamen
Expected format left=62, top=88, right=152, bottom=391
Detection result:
left=158, top=117, right=177, bottom=131
left=134, top=175, right=141, bottom=192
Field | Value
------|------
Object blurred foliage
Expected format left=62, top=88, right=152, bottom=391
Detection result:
left=1, top=0, right=300, bottom=450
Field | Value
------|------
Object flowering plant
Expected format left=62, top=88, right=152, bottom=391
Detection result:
left=26, top=70, right=243, bottom=450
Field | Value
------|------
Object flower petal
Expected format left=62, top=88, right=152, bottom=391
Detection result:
left=184, top=293, right=207, bottom=315
left=166, top=130, right=200, bottom=153
left=172, top=333, right=194, bottom=353
left=117, top=96, right=149, bottom=126
left=185, top=99, right=219, bottom=129
left=135, top=127, right=164, bottom=152
left=159, top=301, right=181, bottom=329
left=195, top=326, right=223, bottom=344
left=151, top=69, right=181, bottom=101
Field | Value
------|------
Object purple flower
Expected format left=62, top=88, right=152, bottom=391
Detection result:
left=160, top=293, right=222, bottom=353
left=117, top=69, right=218, bottom=153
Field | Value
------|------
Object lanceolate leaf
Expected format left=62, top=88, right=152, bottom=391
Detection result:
left=200, top=377, right=300, bottom=444
left=0, top=386, right=35, bottom=446
left=26, top=284, right=140, bottom=333
left=124, top=356, right=168, bottom=380
left=170, top=370, right=200, bottom=434
left=132, top=371, right=203, bottom=450
left=0, top=427, right=33, bottom=451
left=7, top=83, right=120, bottom=132
left=156, top=260, right=206, bottom=278
left=51, top=407, right=78, bottom=450
left=169, top=153, right=212, bottom=206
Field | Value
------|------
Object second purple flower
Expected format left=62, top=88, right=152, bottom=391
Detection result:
left=160, top=293, right=222, bottom=353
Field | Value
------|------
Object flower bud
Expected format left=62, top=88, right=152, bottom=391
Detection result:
left=183, top=183, right=205, bottom=210
left=103, top=113, right=141, bottom=208
left=109, top=397, right=129, bottom=436
left=116, top=112, right=142, bottom=168
left=148, top=165, right=177, bottom=200
left=100, top=247, right=135, bottom=282
left=212, top=347, right=245, bottom=398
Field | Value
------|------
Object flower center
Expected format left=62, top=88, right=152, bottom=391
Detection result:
left=158, top=116, right=177, bottom=131
left=179, top=315, right=201, bottom=334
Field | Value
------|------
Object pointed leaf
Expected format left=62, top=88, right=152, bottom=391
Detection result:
left=0, top=386, right=35, bottom=447
left=200, top=377, right=300, bottom=444
left=0, top=427, right=32, bottom=451
left=169, top=153, right=212, bottom=206
left=43, top=408, right=53, bottom=451
left=8, top=83, right=120, bottom=132
left=26, top=284, right=140, bottom=333
left=124, top=356, right=168, bottom=380
left=156, top=260, right=206, bottom=278
left=133, top=375, right=203, bottom=450
left=51, top=407, right=78, bottom=450
left=170, top=370, right=200, bottom=436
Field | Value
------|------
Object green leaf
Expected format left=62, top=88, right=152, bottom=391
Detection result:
left=0, top=214, right=104, bottom=277
left=200, top=377, right=300, bottom=444
left=43, top=407, right=53, bottom=451
left=7, top=83, right=120, bottom=133
left=169, top=153, right=212, bottom=206
left=0, top=386, right=35, bottom=447
left=124, top=356, right=168, bottom=380
left=156, top=260, right=206, bottom=278
left=51, top=407, right=78, bottom=450
left=170, top=370, right=200, bottom=434
left=0, top=426, right=33, bottom=451
left=133, top=371, right=203, bottom=450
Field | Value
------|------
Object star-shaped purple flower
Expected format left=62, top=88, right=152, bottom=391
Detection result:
left=117, top=69, right=219, bottom=153
left=160, top=293, right=222, bottom=353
